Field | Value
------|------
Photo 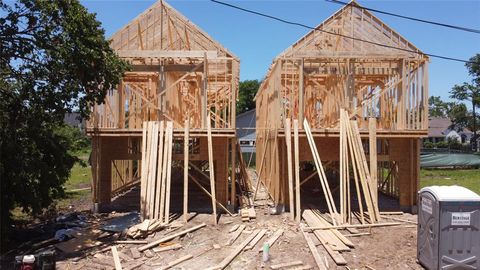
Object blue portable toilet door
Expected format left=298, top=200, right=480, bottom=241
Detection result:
left=418, top=191, right=439, bottom=270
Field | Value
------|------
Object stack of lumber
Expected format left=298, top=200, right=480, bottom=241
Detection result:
left=240, top=207, right=256, bottom=222
left=302, top=210, right=353, bottom=266
left=339, top=110, right=380, bottom=224
left=140, top=121, right=174, bottom=223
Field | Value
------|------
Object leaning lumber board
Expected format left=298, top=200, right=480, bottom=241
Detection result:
left=271, top=261, right=303, bottom=269
left=164, top=121, right=174, bottom=224
left=140, top=122, right=148, bottom=218
left=206, top=115, right=218, bottom=225
left=111, top=246, right=122, bottom=270
left=211, top=229, right=261, bottom=270
left=293, top=120, right=301, bottom=222
left=183, top=119, right=189, bottom=223
left=244, top=229, right=267, bottom=250
left=257, top=229, right=283, bottom=252
left=157, top=254, right=193, bottom=270
left=138, top=223, right=206, bottom=252
left=147, top=122, right=159, bottom=219
left=227, top=225, right=246, bottom=245
left=285, top=118, right=295, bottom=220
left=300, top=225, right=327, bottom=270
left=303, top=119, right=339, bottom=225
left=154, top=121, right=165, bottom=220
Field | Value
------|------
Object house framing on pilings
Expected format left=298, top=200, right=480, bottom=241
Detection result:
left=255, top=1, right=429, bottom=212
left=87, top=0, right=241, bottom=211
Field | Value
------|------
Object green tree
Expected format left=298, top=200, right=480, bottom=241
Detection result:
left=0, top=0, right=129, bottom=241
left=428, top=96, right=449, bottom=117
left=237, top=80, right=261, bottom=115
left=449, top=54, right=480, bottom=151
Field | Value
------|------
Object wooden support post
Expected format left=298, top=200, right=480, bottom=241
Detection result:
left=154, top=121, right=165, bottom=219
left=299, top=59, right=304, bottom=124
left=183, top=119, right=189, bottom=223
left=140, top=122, right=148, bottom=219
left=231, top=138, right=236, bottom=209
left=293, top=120, right=301, bottom=222
left=164, top=121, right=173, bottom=224
left=207, top=114, right=218, bottom=225
left=369, top=118, right=378, bottom=204
left=285, top=118, right=294, bottom=220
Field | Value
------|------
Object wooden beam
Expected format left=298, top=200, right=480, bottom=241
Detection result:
left=293, top=120, right=301, bottom=222
left=183, top=119, right=189, bottom=223
left=285, top=118, right=294, bottom=220
left=138, top=223, right=206, bottom=251
left=207, top=115, right=218, bottom=225
left=369, top=118, right=378, bottom=204
left=117, top=50, right=218, bottom=59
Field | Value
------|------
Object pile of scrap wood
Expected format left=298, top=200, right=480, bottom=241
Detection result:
left=140, top=121, right=174, bottom=223
left=125, top=219, right=166, bottom=239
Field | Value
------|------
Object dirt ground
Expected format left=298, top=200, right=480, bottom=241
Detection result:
left=2, top=203, right=423, bottom=269
left=2, top=169, right=424, bottom=270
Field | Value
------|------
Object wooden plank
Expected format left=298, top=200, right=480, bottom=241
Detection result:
left=369, top=118, right=378, bottom=206
left=164, top=121, right=174, bottom=224
left=227, top=224, right=245, bottom=245
left=257, top=229, right=283, bottom=252
left=285, top=118, right=294, bottom=220
left=154, top=121, right=165, bottom=219
left=111, top=246, right=123, bottom=270
left=300, top=225, right=327, bottom=270
left=183, top=119, right=189, bottom=223
left=206, top=114, right=218, bottom=225
left=271, top=261, right=303, bottom=270
left=293, top=120, right=301, bottom=222
left=147, top=122, right=159, bottom=219
left=244, top=229, right=267, bottom=250
left=158, top=254, right=193, bottom=270
left=130, top=247, right=141, bottom=259
left=304, top=222, right=402, bottom=230
left=211, top=229, right=260, bottom=270
left=140, top=122, right=148, bottom=218
left=139, top=223, right=206, bottom=252
left=229, top=224, right=240, bottom=233
left=152, top=243, right=182, bottom=253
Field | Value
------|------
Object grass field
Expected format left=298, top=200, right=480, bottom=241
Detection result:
left=420, top=169, right=480, bottom=194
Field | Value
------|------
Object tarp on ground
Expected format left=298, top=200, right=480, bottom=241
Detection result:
left=421, top=153, right=480, bottom=168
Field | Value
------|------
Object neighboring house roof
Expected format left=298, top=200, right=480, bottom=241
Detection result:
left=236, top=109, right=256, bottom=140
left=64, top=112, right=84, bottom=128
left=428, top=117, right=472, bottom=138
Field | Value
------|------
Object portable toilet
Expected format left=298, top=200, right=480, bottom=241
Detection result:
left=418, top=185, right=480, bottom=270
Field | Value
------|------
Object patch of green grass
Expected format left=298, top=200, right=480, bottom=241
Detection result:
left=65, top=162, right=91, bottom=190
left=420, top=169, right=480, bottom=194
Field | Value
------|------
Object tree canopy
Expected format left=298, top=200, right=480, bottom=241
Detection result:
left=236, top=80, right=260, bottom=115
left=0, top=0, right=128, bottom=240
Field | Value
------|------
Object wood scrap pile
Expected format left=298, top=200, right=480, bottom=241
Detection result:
left=125, top=219, right=166, bottom=239
left=140, top=121, right=174, bottom=223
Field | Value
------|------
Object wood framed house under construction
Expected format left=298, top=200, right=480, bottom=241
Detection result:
left=87, top=1, right=248, bottom=219
left=255, top=1, right=429, bottom=221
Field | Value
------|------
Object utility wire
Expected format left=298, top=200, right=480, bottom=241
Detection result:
left=326, top=0, right=480, bottom=35
left=210, top=0, right=472, bottom=64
